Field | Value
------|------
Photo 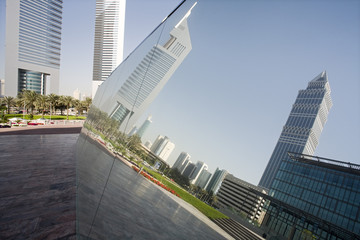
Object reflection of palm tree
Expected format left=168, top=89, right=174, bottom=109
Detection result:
left=3, top=96, right=14, bottom=114
left=60, top=96, right=74, bottom=120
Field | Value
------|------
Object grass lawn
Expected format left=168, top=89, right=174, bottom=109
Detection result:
left=141, top=165, right=228, bottom=219
left=5, top=114, right=86, bottom=120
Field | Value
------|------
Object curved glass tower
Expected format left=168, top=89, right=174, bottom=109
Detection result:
left=76, top=2, right=206, bottom=239
left=259, top=71, right=332, bottom=190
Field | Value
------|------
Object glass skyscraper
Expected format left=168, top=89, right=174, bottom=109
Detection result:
left=172, top=152, right=191, bottom=171
left=259, top=72, right=332, bottom=189
left=92, top=0, right=126, bottom=98
left=136, top=115, right=152, bottom=138
left=263, top=153, right=360, bottom=239
left=5, top=0, right=62, bottom=96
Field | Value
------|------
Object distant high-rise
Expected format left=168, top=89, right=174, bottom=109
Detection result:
left=190, top=161, right=207, bottom=184
left=182, top=162, right=196, bottom=179
left=172, top=152, right=191, bottom=171
left=73, top=88, right=81, bottom=100
left=0, top=79, right=4, bottom=97
left=151, top=135, right=175, bottom=162
left=259, top=72, right=332, bottom=189
left=194, top=169, right=212, bottom=189
left=136, top=116, right=152, bottom=138
left=179, top=158, right=191, bottom=174
left=5, top=0, right=63, bottom=96
left=92, top=0, right=126, bottom=98
left=206, top=168, right=228, bottom=194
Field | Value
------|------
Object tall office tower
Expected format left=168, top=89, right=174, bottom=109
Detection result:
left=172, top=152, right=191, bottom=171
left=179, top=158, right=190, bottom=174
left=157, top=141, right=175, bottom=161
left=144, top=140, right=152, bottom=149
left=5, top=0, right=63, bottom=96
left=259, top=72, right=332, bottom=189
left=127, top=126, right=137, bottom=136
left=0, top=79, right=4, bottom=97
left=95, top=2, right=195, bottom=134
left=206, top=168, right=228, bottom=194
left=182, top=162, right=196, bottom=179
left=73, top=88, right=81, bottom=100
left=150, top=135, right=164, bottom=153
left=190, top=161, right=208, bottom=184
left=92, top=0, right=126, bottom=98
left=150, top=135, right=175, bottom=161
left=194, top=169, right=212, bottom=189
left=136, top=115, right=152, bottom=138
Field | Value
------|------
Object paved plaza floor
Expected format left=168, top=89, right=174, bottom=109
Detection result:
left=0, top=132, right=78, bottom=239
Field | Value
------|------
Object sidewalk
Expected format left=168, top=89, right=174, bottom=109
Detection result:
left=0, top=123, right=83, bottom=135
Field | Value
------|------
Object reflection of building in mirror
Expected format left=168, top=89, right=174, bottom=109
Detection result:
left=105, top=6, right=194, bottom=134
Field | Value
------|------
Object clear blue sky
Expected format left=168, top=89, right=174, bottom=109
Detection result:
left=0, top=0, right=359, bottom=185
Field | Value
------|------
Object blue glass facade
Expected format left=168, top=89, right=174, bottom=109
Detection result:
left=259, top=72, right=332, bottom=189
left=18, top=69, right=47, bottom=94
left=263, top=153, right=360, bottom=239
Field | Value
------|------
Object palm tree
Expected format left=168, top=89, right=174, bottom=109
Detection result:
left=60, top=95, right=74, bottom=120
left=3, top=96, right=14, bottom=114
left=82, top=97, right=92, bottom=114
left=47, top=93, right=59, bottom=115
left=73, top=99, right=83, bottom=116
left=22, top=90, right=39, bottom=114
left=35, top=95, right=48, bottom=118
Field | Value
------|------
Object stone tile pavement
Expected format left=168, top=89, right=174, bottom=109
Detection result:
left=0, top=133, right=78, bottom=239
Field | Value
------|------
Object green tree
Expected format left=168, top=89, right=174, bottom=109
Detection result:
left=73, top=99, right=83, bottom=116
left=22, top=90, right=39, bottom=114
left=35, top=95, right=48, bottom=118
left=60, top=95, right=74, bottom=120
left=82, top=97, right=92, bottom=114
left=47, top=93, right=59, bottom=115
left=3, top=96, right=14, bottom=114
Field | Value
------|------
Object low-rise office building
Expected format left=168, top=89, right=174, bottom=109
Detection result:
left=262, top=152, right=360, bottom=240
left=217, top=174, right=267, bottom=223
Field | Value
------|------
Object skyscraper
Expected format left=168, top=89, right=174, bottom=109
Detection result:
left=259, top=72, right=332, bottom=189
left=94, top=2, right=195, bottom=134
left=182, top=162, right=196, bottom=179
left=206, top=168, right=228, bottom=194
left=5, top=0, right=63, bottom=96
left=190, top=161, right=207, bottom=184
left=194, top=169, right=212, bottom=189
left=136, top=116, right=152, bottom=138
left=150, top=135, right=175, bottom=162
left=172, top=152, right=191, bottom=171
left=92, top=0, right=126, bottom=98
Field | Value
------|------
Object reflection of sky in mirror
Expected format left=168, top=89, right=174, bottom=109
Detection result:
left=0, top=0, right=359, bottom=185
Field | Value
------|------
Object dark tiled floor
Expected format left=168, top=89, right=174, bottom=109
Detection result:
left=0, top=134, right=78, bottom=239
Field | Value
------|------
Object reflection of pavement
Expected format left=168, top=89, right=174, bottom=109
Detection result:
left=0, top=133, right=78, bottom=239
